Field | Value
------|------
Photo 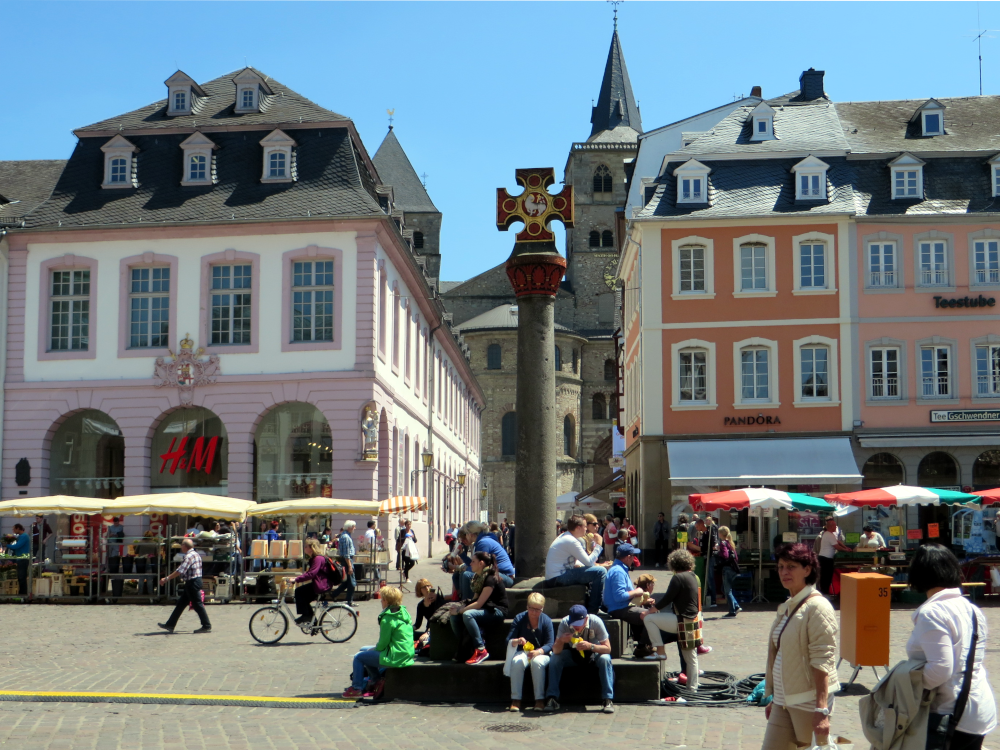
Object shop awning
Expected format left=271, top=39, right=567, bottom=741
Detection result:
left=247, top=498, right=379, bottom=517
left=576, top=470, right=624, bottom=502
left=825, top=485, right=978, bottom=508
left=0, top=496, right=109, bottom=516
left=106, top=493, right=256, bottom=521
left=378, top=496, right=428, bottom=515
left=667, top=438, right=862, bottom=486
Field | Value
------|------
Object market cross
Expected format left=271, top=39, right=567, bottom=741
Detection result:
left=496, top=167, right=574, bottom=244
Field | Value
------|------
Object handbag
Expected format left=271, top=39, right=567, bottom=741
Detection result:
left=926, top=607, right=980, bottom=750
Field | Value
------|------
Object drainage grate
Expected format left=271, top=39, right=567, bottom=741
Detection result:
left=484, top=723, right=536, bottom=733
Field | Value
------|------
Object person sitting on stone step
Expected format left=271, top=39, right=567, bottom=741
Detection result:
left=448, top=551, right=509, bottom=665
left=452, top=521, right=515, bottom=600
left=543, top=515, right=607, bottom=614
left=544, top=604, right=615, bottom=714
left=602, top=544, right=654, bottom=658
left=506, top=592, right=554, bottom=712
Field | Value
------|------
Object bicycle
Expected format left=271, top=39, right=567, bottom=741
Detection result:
left=248, top=580, right=358, bottom=645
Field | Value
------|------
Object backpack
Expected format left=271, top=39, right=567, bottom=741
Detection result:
left=325, top=555, right=345, bottom=586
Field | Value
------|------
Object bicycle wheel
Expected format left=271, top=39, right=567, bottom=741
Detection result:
left=319, top=605, right=358, bottom=643
left=249, top=606, right=288, bottom=644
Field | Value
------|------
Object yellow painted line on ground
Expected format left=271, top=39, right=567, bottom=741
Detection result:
left=0, top=690, right=352, bottom=704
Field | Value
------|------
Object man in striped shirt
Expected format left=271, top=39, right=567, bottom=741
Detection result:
left=158, top=538, right=212, bottom=634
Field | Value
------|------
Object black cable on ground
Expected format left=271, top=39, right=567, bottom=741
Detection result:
left=659, top=671, right=765, bottom=706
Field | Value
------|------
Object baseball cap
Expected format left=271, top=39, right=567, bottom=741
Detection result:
left=568, top=604, right=589, bottom=627
left=616, top=543, right=640, bottom=558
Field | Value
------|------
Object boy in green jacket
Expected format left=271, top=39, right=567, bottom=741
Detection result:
left=343, top=586, right=414, bottom=698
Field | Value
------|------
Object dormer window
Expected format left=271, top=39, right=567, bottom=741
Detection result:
left=240, top=88, right=255, bottom=110
left=749, top=102, right=776, bottom=141
left=179, top=132, right=217, bottom=187
left=673, top=159, right=710, bottom=205
left=989, top=155, right=1000, bottom=198
left=101, top=135, right=138, bottom=189
left=791, top=155, right=829, bottom=201
left=889, top=153, right=925, bottom=200
left=163, top=70, right=205, bottom=117
left=173, top=91, right=187, bottom=112
left=259, top=129, right=296, bottom=183
left=233, top=68, right=272, bottom=114
left=913, top=99, right=946, bottom=136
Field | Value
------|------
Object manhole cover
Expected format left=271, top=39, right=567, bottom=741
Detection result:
left=484, top=723, right=536, bottom=733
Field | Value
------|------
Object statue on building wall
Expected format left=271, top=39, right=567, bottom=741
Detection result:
left=361, top=406, right=379, bottom=461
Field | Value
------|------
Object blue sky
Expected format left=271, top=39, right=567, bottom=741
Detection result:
left=2, top=2, right=996, bottom=282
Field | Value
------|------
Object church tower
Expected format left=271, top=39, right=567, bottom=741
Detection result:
left=564, top=21, right=641, bottom=334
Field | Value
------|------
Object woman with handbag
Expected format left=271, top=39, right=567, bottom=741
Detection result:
left=399, top=520, right=418, bottom=583
left=762, top=542, right=840, bottom=750
left=641, top=549, right=703, bottom=687
left=906, top=544, right=996, bottom=750
left=290, top=539, right=330, bottom=624
left=717, top=526, right=743, bottom=618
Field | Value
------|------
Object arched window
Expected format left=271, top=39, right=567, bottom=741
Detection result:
left=153, top=407, right=228, bottom=495
left=486, top=343, right=502, bottom=370
left=592, top=393, right=607, bottom=420
left=918, top=451, right=959, bottom=488
left=572, top=349, right=578, bottom=373
left=50, top=410, right=124, bottom=498
left=862, top=453, right=905, bottom=489
left=973, top=450, right=1000, bottom=489
left=254, top=402, right=331, bottom=501
left=593, top=164, right=612, bottom=193
left=501, top=412, right=518, bottom=457
left=563, top=415, right=575, bottom=457
left=413, top=231, right=424, bottom=249
left=602, top=230, right=614, bottom=248
left=604, top=359, right=616, bottom=381
left=554, top=346, right=562, bottom=371
left=589, top=231, right=600, bottom=247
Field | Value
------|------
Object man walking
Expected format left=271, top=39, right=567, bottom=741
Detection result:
left=652, top=512, right=669, bottom=567
left=330, top=520, right=357, bottom=609
left=701, top=515, right=720, bottom=608
left=393, top=518, right=406, bottom=570
left=158, top=538, right=211, bottom=634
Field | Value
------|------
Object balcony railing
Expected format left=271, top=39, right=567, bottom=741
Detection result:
left=921, top=376, right=951, bottom=397
left=871, top=377, right=899, bottom=398
left=869, top=271, right=895, bottom=287
left=975, top=268, right=1000, bottom=284
left=920, top=269, right=949, bottom=285
left=977, top=374, right=1000, bottom=396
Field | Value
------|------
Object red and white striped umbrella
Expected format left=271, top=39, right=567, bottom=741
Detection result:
left=378, top=496, right=428, bottom=515
left=824, top=485, right=977, bottom=507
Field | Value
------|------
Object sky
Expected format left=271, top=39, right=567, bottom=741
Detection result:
left=1, top=1, right=997, bottom=283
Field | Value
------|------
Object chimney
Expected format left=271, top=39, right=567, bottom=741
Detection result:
left=750, top=85, right=762, bottom=98
left=799, top=69, right=825, bottom=100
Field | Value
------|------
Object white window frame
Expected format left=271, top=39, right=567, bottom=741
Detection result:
left=861, top=232, right=905, bottom=292
left=990, top=155, right=1000, bottom=198
left=921, top=108, right=944, bottom=136
left=972, top=335, right=1000, bottom=400
left=179, top=132, right=217, bottom=187
left=968, top=229, right=1000, bottom=288
left=128, top=266, right=171, bottom=349
left=889, top=153, right=925, bottom=200
left=732, top=337, right=779, bottom=409
left=914, top=230, right=953, bottom=289
left=866, top=338, right=908, bottom=404
left=792, top=231, right=836, bottom=294
left=791, top=155, right=828, bottom=201
left=749, top=102, right=776, bottom=141
left=670, top=339, right=717, bottom=410
left=792, top=335, right=839, bottom=407
left=732, top=234, right=776, bottom=297
left=673, top=159, right=710, bottom=205
left=172, top=90, right=189, bottom=114
left=259, top=129, right=296, bottom=184
left=237, top=86, right=257, bottom=112
left=670, top=235, right=714, bottom=299
left=233, top=68, right=269, bottom=114
left=101, top=135, right=138, bottom=189
left=916, top=336, right=957, bottom=402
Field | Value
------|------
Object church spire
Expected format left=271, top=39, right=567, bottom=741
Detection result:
left=589, top=23, right=642, bottom=139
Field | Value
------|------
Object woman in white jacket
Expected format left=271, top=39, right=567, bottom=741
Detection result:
left=906, top=544, right=996, bottom=750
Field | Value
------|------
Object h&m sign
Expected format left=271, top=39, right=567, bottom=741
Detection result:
left=159, top=437, right=222, bottom=475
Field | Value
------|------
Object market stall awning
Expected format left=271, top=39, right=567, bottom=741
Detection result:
left=106, top=493, right=255, bottom=520
left=576, top=470, right=624, bottom=502
left=667, top=438, right=862, bottom=486
left=825, top=485, right=978, bottom=508
left=689, top=488, right=837, bottom=513
left=0, top=496, right=109, bottom=516
left=972, top=488, right=1000, bottom=505
left=247, top=498, right=379, bottom=517
left=378, top=496, right=428, bottom=515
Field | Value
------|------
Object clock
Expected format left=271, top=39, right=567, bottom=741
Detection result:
left=603, top=259, right=618, bottom=290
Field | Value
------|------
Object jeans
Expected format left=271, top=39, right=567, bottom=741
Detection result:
left=545, top=649, right=613, bottom=700
left=609, top=606, right=651, bottom=648
left=722, top=567, right=740, bottom=615
left=655, top=539, right=668, bottom=566
left=642, top=611, right=699, bottom=689
left=351, top=646, right=384, bottom=690
left=509, top=651, right=550, bottom=700
left=548, top=566, right=606, bottom=613
left=402, top=556, right=416, bottom=580
left=819, top=556, right=835, bottom=595
left=165, top=578, right=211, bottom=630
left=330, top=571, right=356, bottom=606
left=455, top=570, right=515, bottom=600
left=450, top=607, right=503, bottom=649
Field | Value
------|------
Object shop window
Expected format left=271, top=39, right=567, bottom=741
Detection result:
left=917, top=451, right=959, bottom=488
left=50, top=410, right=124, bottom=498
left=255, top=402, right=332, bottom=502
left=152, top=407, right=228, bottom=495
left=861, top=453, right=905, bottom=489
left=973, top=450, right=1000, bottom=489
left=501, top=412, right=517, bottom=457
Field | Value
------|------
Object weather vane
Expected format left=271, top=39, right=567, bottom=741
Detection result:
left=608, top=0, right=622, bottom=30
left=387, top=108, right=395, bottom=130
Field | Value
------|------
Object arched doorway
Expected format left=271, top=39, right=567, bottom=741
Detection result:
left=918, top=451, right=959, bottom=488
left=861, top=453, right=905, bottom=489
left=151, top=407, right=228, bottom=495
left=255, top=402, right=332, bottom=502
left=973, top=450, right=1000, bottom=489
left=50, top=410, right=124, bottom=498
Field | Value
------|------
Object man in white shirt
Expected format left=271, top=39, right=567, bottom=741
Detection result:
left=815, top=517, right=851, bottom=595
left=545, top=516, right=607, bottom=613
left=363, top=520, right=377, bottom=547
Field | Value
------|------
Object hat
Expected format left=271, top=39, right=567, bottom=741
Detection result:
left=616, top=543, right=640, bottom=558
left=568, top=604, right=589, bottom=627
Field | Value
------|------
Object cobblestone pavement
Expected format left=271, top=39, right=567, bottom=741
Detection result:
left=1, top=560, right=999, bottom=750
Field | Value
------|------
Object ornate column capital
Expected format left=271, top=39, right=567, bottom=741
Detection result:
left=505, top=253, right=567, bottom=298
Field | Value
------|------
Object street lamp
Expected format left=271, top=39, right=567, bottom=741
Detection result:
left=420, top=451, right=434, bottom=557
left=421, top=451, right=434, bottom=469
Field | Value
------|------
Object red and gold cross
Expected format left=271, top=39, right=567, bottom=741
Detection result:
left=496, top=168, right=574, bottom=243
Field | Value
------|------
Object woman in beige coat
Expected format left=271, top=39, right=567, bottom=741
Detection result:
left=762, top=542, right=840, bottom=750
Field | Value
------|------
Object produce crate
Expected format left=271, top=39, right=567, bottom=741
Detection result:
left=32, top=578, right=51, bottom=597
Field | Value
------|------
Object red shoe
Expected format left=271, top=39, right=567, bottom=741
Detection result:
left=342, top=687, right=364, bottom=698
left=465, top=648, right=489, bottom=665
left=362, top=678, right=385, bottom=698
left=697, top=644, right=712, bottom=655
left=677, top=673, right=688, bottom=685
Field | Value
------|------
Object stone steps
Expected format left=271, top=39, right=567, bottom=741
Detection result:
left=428, top=614, right=627, bottom=660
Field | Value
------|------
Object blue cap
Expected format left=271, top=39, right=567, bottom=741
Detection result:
left=568, top=604, right=589, bottom=626
left=616, top=543, right=641, bottom=558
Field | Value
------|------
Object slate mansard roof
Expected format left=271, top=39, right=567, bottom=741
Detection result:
left=636, top=90, right=1000, bottom=222
left=0, top=160, right=67, bottom=225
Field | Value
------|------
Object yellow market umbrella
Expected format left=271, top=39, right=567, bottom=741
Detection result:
left=0, top=496, right=108, bottom=516
left=247, top=498, right=379, bottom=518
left=106, top=493, right=255, bottom=521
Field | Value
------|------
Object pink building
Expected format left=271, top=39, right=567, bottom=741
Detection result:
left=0, top=68, right=483, bottom=547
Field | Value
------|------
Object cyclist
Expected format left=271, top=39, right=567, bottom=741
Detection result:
left=291, top=540, right=330, bottom=624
